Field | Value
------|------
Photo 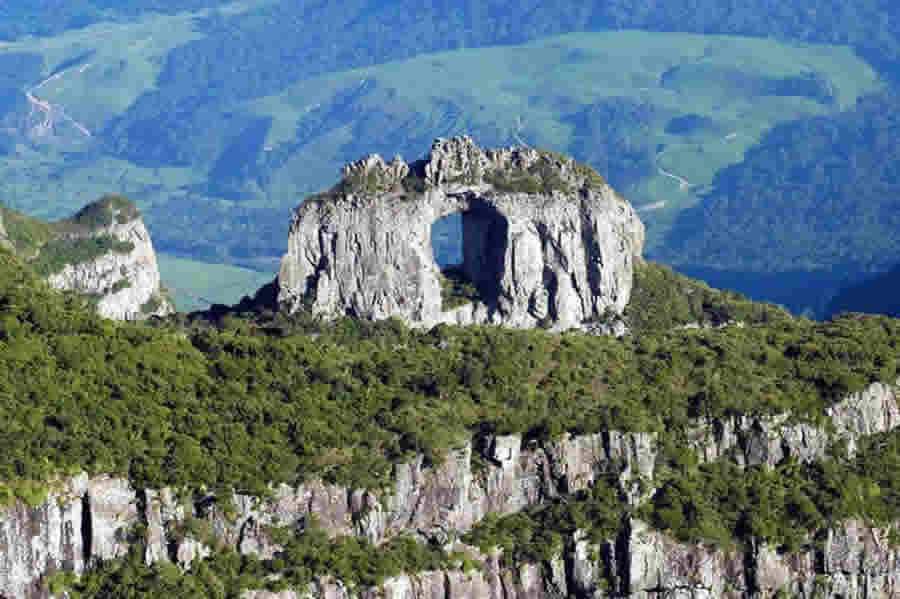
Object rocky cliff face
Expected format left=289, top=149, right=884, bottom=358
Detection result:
left=244, top=517, right=900, bottom=599
left=0, top=430, right=654, bottom=599
left=43, top=198, right=172, bottom=321
left=278, top=137, right=645, bottom=332
left=0, top=210, right=10, bottom=251
left=689, top=379, right=900, bottom=467
left=2, top=380, right=898, bottom=599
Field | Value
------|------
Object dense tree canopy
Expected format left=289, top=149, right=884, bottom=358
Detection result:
left=1, top=249, right=898, bottom=502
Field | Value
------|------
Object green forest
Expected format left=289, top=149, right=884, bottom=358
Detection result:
left=4, top=1, right=900, bottom=594
left=3, top=248, right=897, bottom=500
left=0, top=246, right=888, bottom=596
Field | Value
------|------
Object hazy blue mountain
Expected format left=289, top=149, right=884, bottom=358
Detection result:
left=829, top=264, right=900, bottom=318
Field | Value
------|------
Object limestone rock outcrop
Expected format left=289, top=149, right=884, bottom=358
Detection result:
left=45, top=197, right=172, bottom=320
left=689, top=377, right=900, bottom=467
left=278, top=137, right=645, bottom=331
left=0, top=210, right=11, bottom=251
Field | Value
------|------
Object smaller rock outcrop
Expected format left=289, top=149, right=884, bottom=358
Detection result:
left=0, top=209, right=11, bottom=251
left=0, top=196, right=173, bottom=320
left=690, top=378, right=900, bottom=467
left=278, top=137, right=645, bottom=332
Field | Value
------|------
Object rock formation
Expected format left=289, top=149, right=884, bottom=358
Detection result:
left=239, top=516, right=900, bottom=599
left=42, top=196, right=172, bottom=320
left=2, top=380, right=899, bottom=599
left=689, top=379, right=900, bottom=466
left=0, top=210, right=10, bottom=251
left=278, top=137, right=645, bottom=331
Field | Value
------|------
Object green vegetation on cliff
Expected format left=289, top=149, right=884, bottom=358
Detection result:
left=31, top=236, right=135, bottom=276
left=68, top=195, right=142, bottom=230
left=0, top=198, right=139, bottom=278
left=439, top=267, right=481, bottom=310
left=626, top=261, right=790, bottom=335
left=54, top=527, right=460, bottom=598
left=464, top=476, right=625, bottom=564
left=644, top=431, right=900, bottom=551
left=0, top=249, right=898, bottom=501
left=0, top=206, right=53, bottom=258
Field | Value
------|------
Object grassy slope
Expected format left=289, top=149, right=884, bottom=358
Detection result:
left=0, top=29, right=879, bottom=271
left=0, top=2, right=268, bottom=221
left=251, top=31, right=878, bottom=233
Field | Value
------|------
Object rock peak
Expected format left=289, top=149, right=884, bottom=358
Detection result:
left=279, top=138, right=644, bottom=332
left=332, top=136, right=611, bottom=199
left=339, top=154, right=410, bottom=195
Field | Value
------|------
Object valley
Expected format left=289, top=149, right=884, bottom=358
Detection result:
left=0, top=22, right=881, bottom=307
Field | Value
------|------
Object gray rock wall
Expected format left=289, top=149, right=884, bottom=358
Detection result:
left=689, top=377, right=900, bottom=467
left=242, top=518, right=900, bottom=599
left=278, top=137, right=645, bottom=332
left=46, top=215, right=172, bottom=321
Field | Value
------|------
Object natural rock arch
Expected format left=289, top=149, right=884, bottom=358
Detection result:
left=277, top=137, right=645, bottom=331
left=430, top=202, right=509, bottom=311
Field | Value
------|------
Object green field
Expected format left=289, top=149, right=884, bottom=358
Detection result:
left=253, top=31, right=880, bottom=244
left=0, top=0, right=265, bottom=221
left=157, top=253, right=272, bottom=312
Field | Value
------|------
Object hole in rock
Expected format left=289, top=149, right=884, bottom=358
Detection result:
left=431, top=212, right=463, bottom=271
left=430, top=205, right=508, bottom=310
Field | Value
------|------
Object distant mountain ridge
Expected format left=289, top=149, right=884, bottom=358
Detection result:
left=654, top=93, right=900, bottom=316
left=1, top=0, right=900, bottom=316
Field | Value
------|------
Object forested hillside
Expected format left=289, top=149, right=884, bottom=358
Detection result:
left=829, top=264, right=900, bottom=318
left=2, top=240, right=900, bottom=596
left=0, top=1, right=230, bottom=40
left=655, top=93, right=900, bottom=314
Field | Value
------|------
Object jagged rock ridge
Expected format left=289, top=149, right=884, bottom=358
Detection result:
left=278, top=137, right=645, bottom=332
